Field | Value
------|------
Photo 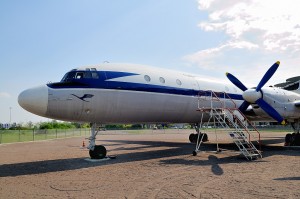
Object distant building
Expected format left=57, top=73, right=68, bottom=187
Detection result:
left=0, top=123, right=16, bottom=129
left=1, top=123, right=10, bottom=129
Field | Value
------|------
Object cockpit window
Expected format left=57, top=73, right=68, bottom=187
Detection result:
left=61, top=71, right=99, bottom=82
left=76, top=72, right=84, bottom=79
left=92, top=72, right=99, bottom=79
left=83, top=71, right=92, bottom=78
left=61, top=72, right=76, bottom=82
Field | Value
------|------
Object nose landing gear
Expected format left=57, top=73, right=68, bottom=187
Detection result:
left=88, top=123, right=107, bottom=159
left=89, top=145, right=107, bottom=159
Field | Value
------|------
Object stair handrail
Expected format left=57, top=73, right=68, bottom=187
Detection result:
left=198, top=90, right=237, bottom=110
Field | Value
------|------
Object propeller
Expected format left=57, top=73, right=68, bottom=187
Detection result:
left=226, top=61, right=285, bottom=125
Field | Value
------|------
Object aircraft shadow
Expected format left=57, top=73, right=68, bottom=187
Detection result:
left=259, top=136, right=285, bottom=145
left=159, top=154, right=250, bottom=176
left=0, top=139, right=298, bottom=178
left=0, top=140, right=195, bottom=178
left=274, top=177, right=300, bottom=181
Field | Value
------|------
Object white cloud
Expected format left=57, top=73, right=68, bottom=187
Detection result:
left=198, top=0, right=216, bottom=10
left=199, top=0, right=300, bottom=51
left=183, top=40, right=258, bottom=70
left=199, top=0, right=300, bottom=50
left=185, top=0, right=300, bottom=85
left=0, top=92, right=11, bottom=98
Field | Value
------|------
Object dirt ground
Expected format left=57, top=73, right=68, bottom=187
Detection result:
left=0, top=129, right=299, bottom=199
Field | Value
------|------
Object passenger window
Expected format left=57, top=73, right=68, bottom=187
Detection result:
left=176, top=79, right=182, bottom=86
left=159, top=77, right=165, bottom=84
left=144, top=75, right=151, bottom=82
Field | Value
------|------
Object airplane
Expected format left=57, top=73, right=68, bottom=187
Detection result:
left=18, top=61, right=300, bottom=159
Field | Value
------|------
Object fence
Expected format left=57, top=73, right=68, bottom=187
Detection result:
left=0, top=126, right=291, bottom=144
left=0, top=128, right=90, bottom=144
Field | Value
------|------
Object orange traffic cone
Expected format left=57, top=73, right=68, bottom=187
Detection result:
left=82, top=140, right=85, bottom=147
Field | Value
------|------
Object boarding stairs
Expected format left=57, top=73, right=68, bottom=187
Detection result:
left=195, top=90, right=262, bottom=160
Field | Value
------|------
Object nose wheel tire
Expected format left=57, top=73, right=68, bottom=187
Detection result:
left=89, top=145, right=107, bottom=159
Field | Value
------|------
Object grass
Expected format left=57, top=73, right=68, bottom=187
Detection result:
left=0, top=128, right=90, bottom=144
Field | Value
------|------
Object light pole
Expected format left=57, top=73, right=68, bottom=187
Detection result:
left=9, top=107, right=12, bottom=125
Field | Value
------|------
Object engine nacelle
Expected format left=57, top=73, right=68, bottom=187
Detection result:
left=253, top=87, right=300, bottom=121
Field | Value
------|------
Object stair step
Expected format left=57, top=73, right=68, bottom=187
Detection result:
left=245, top=153, right=261, bottom=157
left=231, top=137, right=248, bottom=141
left=241, top=148, right=257, bottom=152
left=235, top=141, right=249, bottom=145
left=233, top=138, right=248, bottom=141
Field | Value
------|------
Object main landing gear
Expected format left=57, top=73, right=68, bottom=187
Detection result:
left=88, top=123, right=107, bottom=159
left=189, top=133, right=208, bottom=144
left=285, top=120, right=300, bottom=146
left=189, top=123, right=208, bottom=144
left=189, top=123, right=209, bottom=156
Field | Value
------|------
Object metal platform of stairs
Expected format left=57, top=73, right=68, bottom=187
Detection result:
left=194, top=90, right=262, bottom=160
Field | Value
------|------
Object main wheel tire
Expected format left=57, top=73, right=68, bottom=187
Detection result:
left=189, top=133, right=195, bottom=143
left=291, top=133, right=296, bottom=146
left=89, top=145, right=107, bottom=159
left=285, top=133, right=292, bottom=146
left=190, top=133, right=209, bottom=143
left=202, top=133, right=208, bottom=142
left=294, top=134, right=300, bottom=146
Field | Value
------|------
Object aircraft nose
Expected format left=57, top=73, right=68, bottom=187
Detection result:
left=18, top=85, right=49, bottom=117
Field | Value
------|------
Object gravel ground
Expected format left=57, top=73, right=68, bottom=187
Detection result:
left=0, top=130, right=299, bottom=199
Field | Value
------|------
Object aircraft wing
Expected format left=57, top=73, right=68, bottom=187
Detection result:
left=242, top=108, right=274, bottom=121
left=274, top=76, right=300, bottom=91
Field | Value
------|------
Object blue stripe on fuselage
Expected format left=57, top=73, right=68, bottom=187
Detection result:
left=47, top=71, right=244, bottom=100
left=104, top=71, right=138, bottom=80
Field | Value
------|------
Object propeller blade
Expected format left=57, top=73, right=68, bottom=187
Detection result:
left=256, top=61, right=280, bottom=91
left=226, top=72, right=248, bottom=91
left=256, top=98, right=285, bottom=124
left=238, top=101, right=250, bottom=112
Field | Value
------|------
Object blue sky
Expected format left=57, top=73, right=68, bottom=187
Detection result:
left=1, top=0, right=300, bottom=124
